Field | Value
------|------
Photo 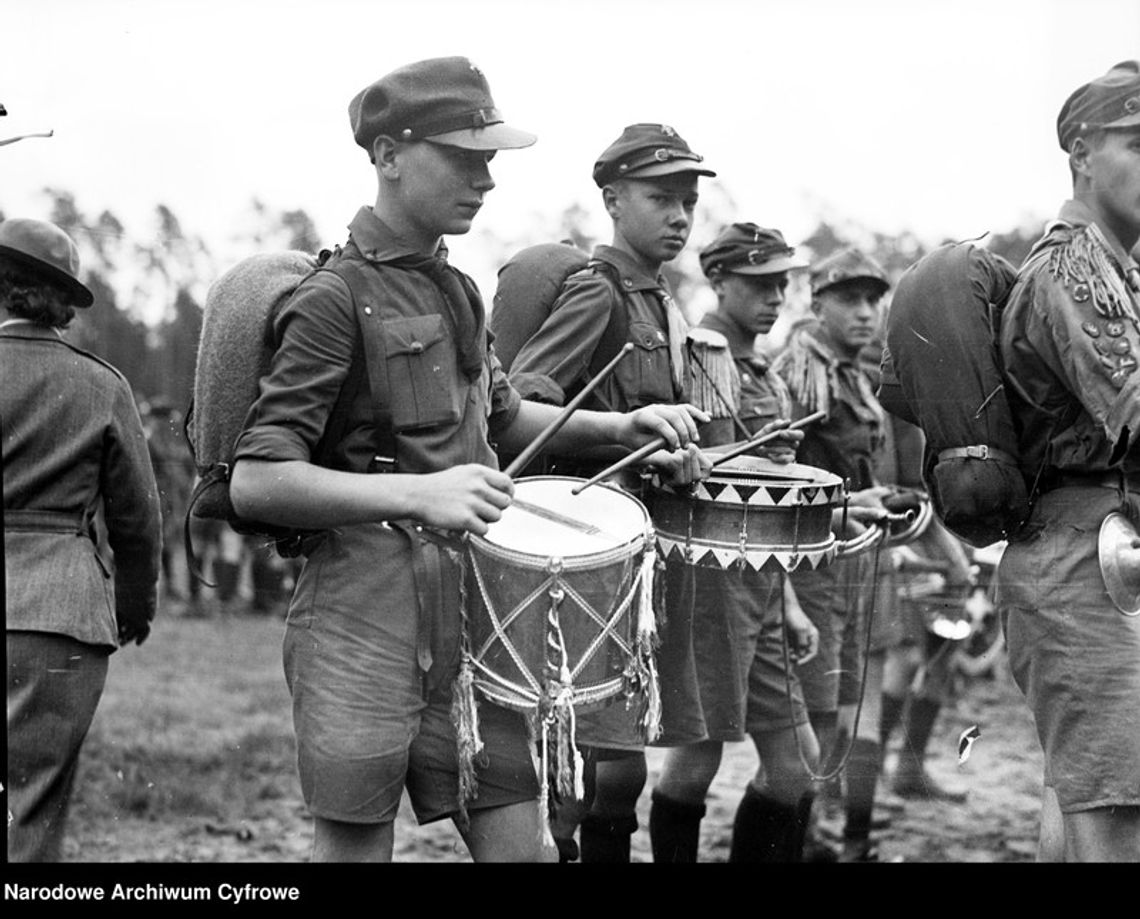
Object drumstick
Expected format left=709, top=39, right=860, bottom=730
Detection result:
left=709, top=410, right=826, bottom=468
left=571, top=436, right=668, bottom=495
left=570, top=411, right=826, bottom=497
left=503, top=343, right=635, bottom=479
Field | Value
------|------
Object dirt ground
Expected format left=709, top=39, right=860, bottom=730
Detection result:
left=49, top=595, right=1047, bottom=868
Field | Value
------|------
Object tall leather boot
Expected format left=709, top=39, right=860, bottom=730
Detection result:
left=728, top=785, right=804, bottom=863
left=892, top=697, right=967, bottom=802
left=840, top=738, right=882, bottom=862
left=579, top=812, right=639, bottom=863
left=649, top=790, right=706, bottom=863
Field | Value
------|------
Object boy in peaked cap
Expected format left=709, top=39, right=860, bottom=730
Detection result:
left=229, top=60, right=707, bottom=863
left=996, top=60, right=1140, bottom=862
left=770, top=245, right=898, bottom=862
left=647, top=222, right=824, bottom=863
left=504, top=129, right=801, bottom=863
left=504, top=123, right=714, bottom=863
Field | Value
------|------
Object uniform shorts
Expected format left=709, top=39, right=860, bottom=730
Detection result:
left=997, top=486, right=1140, bottom=813
left=652, top=563, right=809, bottom=746
left=283, top=524, right=539, bottom=826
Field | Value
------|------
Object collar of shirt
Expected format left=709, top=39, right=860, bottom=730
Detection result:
left=1055, top=199, right=1137, bottom=271
left=346, top=206, right=448, bottom=263
left=591, top=244, right=669, bottom=293
left=698, top=310, right=767, bottom=365
left=0, top=319, right=62, bottom=338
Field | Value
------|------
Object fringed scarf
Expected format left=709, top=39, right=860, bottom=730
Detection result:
left=771, top=323, right=885, bottom=429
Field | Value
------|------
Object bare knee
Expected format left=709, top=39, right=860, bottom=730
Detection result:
left=1063, top=805, right=1140, bottom=862
left=312, top=817, right=393, bottom=862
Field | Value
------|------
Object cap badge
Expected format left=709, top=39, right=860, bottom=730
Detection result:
left=1125, top=96, right=1140, bottom=114
left=660, top=125, right=676, bottom=137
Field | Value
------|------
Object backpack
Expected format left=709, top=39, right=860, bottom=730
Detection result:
left=877, top=241, right=1027, bottom=548
left=490, top=241, right=593, bottom=373
left=184, top=247, right=370, bottom=572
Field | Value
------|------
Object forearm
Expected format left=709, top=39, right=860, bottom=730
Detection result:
left=230, top=458, right=421, bottom=529
left=496, top=402, right=624, bottom=457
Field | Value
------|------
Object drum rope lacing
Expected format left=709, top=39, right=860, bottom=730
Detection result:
left=453, top=521, right=660, bottom=844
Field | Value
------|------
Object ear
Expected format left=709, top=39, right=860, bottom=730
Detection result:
left=602, top=184, right=622, bottom=220
left=373, top=135, right=401, bottom=179
left=1070, top=136, right=1093, bottom=180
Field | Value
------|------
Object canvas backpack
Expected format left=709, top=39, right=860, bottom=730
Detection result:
left=877, top=240, right=1028, bottom=548
left=184, top=246, right=376, bottom=572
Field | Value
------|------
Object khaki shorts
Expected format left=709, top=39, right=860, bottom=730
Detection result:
left=998, top=486, right=1140, bottom=813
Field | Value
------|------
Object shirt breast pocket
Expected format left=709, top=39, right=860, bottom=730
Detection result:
left=620, top=319, right=675, bottom=406
left=381, top=315, right=463, bottom=431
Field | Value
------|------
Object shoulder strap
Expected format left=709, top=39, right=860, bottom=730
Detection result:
left=577, top=258, right=630, bottom=410
left=308, top=252, right=397, bottom=469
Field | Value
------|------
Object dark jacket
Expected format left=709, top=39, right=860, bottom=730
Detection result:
left=2, top=322, right=162, bottom=648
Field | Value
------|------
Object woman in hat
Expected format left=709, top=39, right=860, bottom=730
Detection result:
left=2, top=217, right=162, bottom=862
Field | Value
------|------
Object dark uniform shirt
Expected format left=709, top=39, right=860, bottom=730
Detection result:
left=507, top=244, right=683, bottom=412
left=235, top=206, right=520, bottom=474
left=772, top=323, right=885, bottom=491
left=697, top=310, right=791, bottom=448
left=1000, top=199, right=1140, bottom=483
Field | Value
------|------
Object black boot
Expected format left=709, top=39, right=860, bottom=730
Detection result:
left=892, top=698, right=967, bottom=802
left=879, top=691, right=906, bottom=749
left=649, top=790, right=706, bottom=863
left=579, top=813, right=638, bottom=863
left=840, top=738, right=882, bottom=862
left=729, top=785, right=805, bottom=863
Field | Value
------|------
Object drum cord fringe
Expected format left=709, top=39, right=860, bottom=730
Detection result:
left=452, top=552, right=482, bottom=829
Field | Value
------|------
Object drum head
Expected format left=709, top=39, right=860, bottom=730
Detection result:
left=482, top=476, right=649, bottom=557
left=705, top=451, right=844, bottom=489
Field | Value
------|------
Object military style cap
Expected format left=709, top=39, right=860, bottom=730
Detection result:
left=592, top=123, right=716, bottom=188
left=349, top=56, right=536, bottom=156
left=700, top=223, right=806, bottom=278
left=810, top=246, right=890, bottom=298
left=0, top=218, right=93, bottom=307
left=1057, top=59, right=1140, bottom=152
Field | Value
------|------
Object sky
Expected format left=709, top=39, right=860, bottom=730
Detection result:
left=2, top=0, right=1139, bottom=316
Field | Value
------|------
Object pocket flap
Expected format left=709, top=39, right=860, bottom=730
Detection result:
left=629, top=319, right=669, bottom=351
left=383, top=315, right=447, bottom=357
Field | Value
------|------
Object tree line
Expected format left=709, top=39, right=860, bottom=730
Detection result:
left=1, top=187, right=1046, bottom=422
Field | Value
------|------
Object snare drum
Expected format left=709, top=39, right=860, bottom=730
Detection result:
left=648, top=453, right=846, bottom=573
left=462, top=476, right=657, bottom=716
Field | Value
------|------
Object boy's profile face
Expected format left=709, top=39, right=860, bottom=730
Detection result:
left=607, top=173, right=699, bottom=267
left=715, top=270, right=789, bottom=337
left=385, top=139, right=497, bottom=242
left=1075, top=127, right=1140, bottom=245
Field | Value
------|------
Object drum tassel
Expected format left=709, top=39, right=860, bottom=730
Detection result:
left=452, top=552, right=483, bottom=827
left=451, top=655, right=483, bottom=828
left=636, top=547, right=662, bottom=740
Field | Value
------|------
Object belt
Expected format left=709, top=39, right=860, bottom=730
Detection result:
left=4, top=509, right=89, bottom=535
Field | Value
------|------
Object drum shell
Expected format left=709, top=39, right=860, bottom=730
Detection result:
left=464, top=477, right=652, bottom=713
left=646, top=457, right=844, bottom=573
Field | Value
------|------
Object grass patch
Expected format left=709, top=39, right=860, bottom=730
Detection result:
left=71, top=613, right=299, bottom=823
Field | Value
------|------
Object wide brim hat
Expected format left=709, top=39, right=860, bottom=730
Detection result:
left=0, top=218, right=94, bottom=307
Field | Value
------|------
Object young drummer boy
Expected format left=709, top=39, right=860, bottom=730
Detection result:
left=229, top=60, right=708, bottom=863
